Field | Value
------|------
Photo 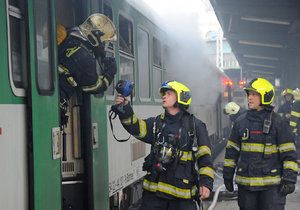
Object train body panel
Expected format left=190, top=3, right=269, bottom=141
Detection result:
left=0, top=105, right=27, bottom=210
left=107, top=105, right=162, bottom=196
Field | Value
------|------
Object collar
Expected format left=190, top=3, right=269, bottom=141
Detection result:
left=164, top=110, right=184, bottom=123
left=247, top=108, right=270, bottom=122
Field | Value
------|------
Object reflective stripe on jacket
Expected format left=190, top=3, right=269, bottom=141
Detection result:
left=290, top=100, right=300, bottom=134
left=223, top=109, right=298, bottom=190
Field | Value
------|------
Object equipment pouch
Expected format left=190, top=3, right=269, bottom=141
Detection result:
left=174, top=161, right=195, bottom=187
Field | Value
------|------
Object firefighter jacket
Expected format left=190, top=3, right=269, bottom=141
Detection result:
left=229, top=107, right=247, bottom=123
left=118, top=104, right=214, bottom=200
left=290, top=100, right=300, bottom=135
left=278, top=101, right=293, bottom=119
left=223, top=108, right=298, bottom=191
left=58, top=27, right=116, bottom=100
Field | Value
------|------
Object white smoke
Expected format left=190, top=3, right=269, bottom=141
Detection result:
left=142, top=0, right=224, bottom=107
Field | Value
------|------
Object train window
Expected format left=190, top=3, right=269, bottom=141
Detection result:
left=163, top=45, right=170, bottom=70
left=34, top=0, right=54, bottom=94
left=137, top=28, right=150, bottom=99
left=119, top=15, right=133, bottom=55
left=103, top=2, right=114, bottom=50
left=153, top=37, right=162, bottom=67
left=120, top=56, right=134, bottom=82
left=153, top=67, right=162, bottom=99
left=104, top=2, right=113, bottom=21
left=7, top=0, right=28, bottom=92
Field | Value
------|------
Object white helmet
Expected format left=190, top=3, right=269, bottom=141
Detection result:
left=79, top=13, right=117, bottom=47
left=292, top=88, right=300, bottom=101
left=223, top=102, right=240, bottom=115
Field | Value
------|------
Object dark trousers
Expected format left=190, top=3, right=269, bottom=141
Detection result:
left=139, top=191, right=197, bottom=210
left=238, top=186, right=286, bottom=210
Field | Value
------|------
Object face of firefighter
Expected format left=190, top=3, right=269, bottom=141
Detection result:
left=247, top=90, right=262, bottom=111
left=161, top=90, right=180, bottom=114
left=284, top=94, right=293, bottom=102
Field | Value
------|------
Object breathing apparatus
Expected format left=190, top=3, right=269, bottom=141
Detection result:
left=109, top=80, right=134, bottom=142
left=153, top=132, right=179, bottom=172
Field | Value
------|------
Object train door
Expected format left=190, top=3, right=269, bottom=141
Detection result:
left=2, top=1, right=29, bottom=210
left=27, top=0, right=62, bottom=210
left=55, top=1, right=95, bottom=210
left=4, top=0, right=61, bottom=210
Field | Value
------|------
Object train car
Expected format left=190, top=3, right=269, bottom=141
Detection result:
left=0, top=0, right=231, bottom=210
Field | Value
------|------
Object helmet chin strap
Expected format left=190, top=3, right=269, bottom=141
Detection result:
left=173, top=101, right=179, bottom=108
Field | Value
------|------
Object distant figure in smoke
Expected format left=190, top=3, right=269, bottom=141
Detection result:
left=278, top=88, right=294, bottom=119
left=57, top=13, right=117, bottom=125
left=289, top=88, right=300, bottom=160
left=223, top=101, right=246, bottom=123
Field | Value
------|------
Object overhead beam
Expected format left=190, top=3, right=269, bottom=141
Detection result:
left=230, top=43, right=283, bottom=58
left=225, top=32, right=286, bottom=46
left=242, top=57, right=280, bottom=67
left=213, top=1, right=300, bottom=21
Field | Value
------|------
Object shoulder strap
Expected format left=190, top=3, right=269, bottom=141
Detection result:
left=153, top=113, right=165, bottom=143
left=182, top=113, right=198, bottom=152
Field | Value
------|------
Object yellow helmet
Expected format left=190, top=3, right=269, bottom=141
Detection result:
left=79, top=13, right=117, bottom=47
left=223, top=102, right=240, bottom=115
left=281, top=88, right=293, bottom=97
left=244, top=78, right=275, bottom=105
left=57, top=24, right=67, bottom=45
left=160, top=81, right=192, bottom=110
left=292, top=88, right=300, bottom=101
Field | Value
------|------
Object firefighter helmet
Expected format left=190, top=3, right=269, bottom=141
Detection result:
left=79, top=13, right=117, bottom=47
left=57, top=24, right=67, bottom=45
left=244, top=78, right=275, bottom=105
left=281, top=88, right=293, bottom=97
left=160, top=80, right=191, bottom=110
left=293, top=88, right=300, bottom=101
left=223, top=102, right=240, bottom=115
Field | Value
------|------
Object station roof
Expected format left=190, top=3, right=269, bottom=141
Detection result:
left=210, top=0, right=300, bottom=77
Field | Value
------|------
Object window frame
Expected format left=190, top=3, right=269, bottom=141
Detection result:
left=137, top=26, right=151, bottom=102
left=118, top=13, right=134, bottom=57
left=152, top=36, right=162, bottom=68
left=6, top=0, right=28, bottom=97
left=33, top=0, right=55, bottom=95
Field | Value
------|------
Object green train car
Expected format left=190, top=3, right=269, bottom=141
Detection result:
left=0, top=0, right=231, bottom=210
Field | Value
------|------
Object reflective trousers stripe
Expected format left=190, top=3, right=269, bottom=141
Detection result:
left=143, top=179, right=197, bottom=199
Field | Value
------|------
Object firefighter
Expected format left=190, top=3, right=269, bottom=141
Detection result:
left=223, top=102, right=246, bottom=123
left=223, top=78, right=298, bottom=210
left=278, top=88, right=294, bottom=119
left=114, top=81, right=214, bottom=210
left=290, top=88, right=300, bottom=160
left=57, top=14, right=117, bottom=125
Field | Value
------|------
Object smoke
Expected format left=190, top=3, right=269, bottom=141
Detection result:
left=126, top=0, right=225, bottom=121
left=141, top=0, right=223, bottom=107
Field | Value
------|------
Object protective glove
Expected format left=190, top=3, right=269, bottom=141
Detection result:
left=93, top=43, right=106, bottom=59
left=224, top=179, right=234, bottom=192
left=103, top=57, right=117, bottom=80
left=280, top=181, right=295, bottom=195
